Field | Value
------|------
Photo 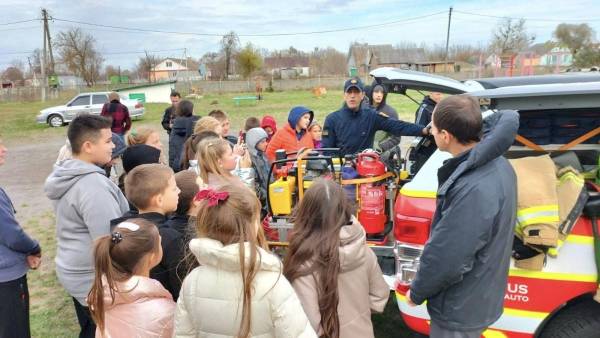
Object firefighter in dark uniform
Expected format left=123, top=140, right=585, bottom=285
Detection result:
left=414, top=92, right=443, bottom=126
left=322, top=78, right=430, bottom=156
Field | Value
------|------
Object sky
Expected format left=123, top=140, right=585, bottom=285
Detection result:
left=1, top=0, right=600, bottom=71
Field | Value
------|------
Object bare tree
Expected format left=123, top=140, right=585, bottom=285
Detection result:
left=2, top=64, right=25, bottom=84
left=309, top=47, right=346, bottom=76
left=54, top=28, right=104, bottom=87
left=491, top=18, right=534, bottom=54
left=220, top=31, right=240, bottom=79
left=136, top=52, right=159, bottom=82
left=554, top=23, right=595, bottom=56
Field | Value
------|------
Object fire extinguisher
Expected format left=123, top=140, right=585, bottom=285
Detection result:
left=356, top=153, right=386, bottom=234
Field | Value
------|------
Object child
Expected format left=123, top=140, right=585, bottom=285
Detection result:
left=260, top=115, right=277, bottom=143
left=45, top=114, right=130, bottom=338
left=265, top=106, right=314, bottom=161
left=308, top=121, right=323, bottom=149
left=208, top=109, right=238, bottom=145
left=0, top=138, right=42, bottom=338
left=245, top=127, right=271, bottom=205
left=241, top=116, right=261, bottom=142
left=180, top=131, right=220, bottom=173
left=174, top=184, right=316, bottom=338
left=126, top=127, right=163, bottom=151
left=197, top=138, right=254, bottom=189
left=169, top=100, right=199, bottom=172
left=111, top=164, right=186, bottom=300
left=88, top=218, right=176, bottom=338
left=193, top=116, right=222, bottom=136
left=165, top=171, right=200, bottom=238
left=119, top=144, right=162, bottom=202
left=283, top=179, right=389, bottom=338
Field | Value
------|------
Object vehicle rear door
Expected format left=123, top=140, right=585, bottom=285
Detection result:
left=91, top=94, right=108, bottom=115
left=65, top=94, right=91, bottom=120
left=369, top=67, right=485, bottom=95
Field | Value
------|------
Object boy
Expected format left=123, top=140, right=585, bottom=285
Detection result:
left=45, top=114, right=129, bottom=338
left=208, top=109, right=237, bottom=145
left=111, top=163, right=185, bottom=299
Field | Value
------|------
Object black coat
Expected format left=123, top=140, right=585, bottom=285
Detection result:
left=409, top=110, right=519, bottom=331
left=414, top=96, right=437, bottom=126
left=161, top=106, right=176, bottom=133
left=168, top=115, right=199, bottom=171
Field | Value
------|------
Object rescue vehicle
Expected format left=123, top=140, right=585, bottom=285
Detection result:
left=369, top=68, right=600, bottom=337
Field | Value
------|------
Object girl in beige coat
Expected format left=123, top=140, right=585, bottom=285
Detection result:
left=284, top=179, right=390, bottom=338
left=174, top=184, right=316, bottom=338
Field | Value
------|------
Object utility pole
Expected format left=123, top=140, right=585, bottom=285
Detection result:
left=444, top=6, right=453, bottom=61
left=41, top=8, right=48, bottom=101
left=44, top=11, right=54, bottom=74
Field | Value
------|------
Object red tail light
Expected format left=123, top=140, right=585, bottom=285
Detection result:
left=394, top=214, right=431, bottom=244
left=135, top=103, right=143, bottom=109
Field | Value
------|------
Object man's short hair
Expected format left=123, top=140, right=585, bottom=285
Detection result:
left=124, top=164, right=174, bottom=210
left=67, top=114, right=112, bottom=154
left=170, top=91, right=181, bottom=98
left=433, top=95, right=482, bottom=145
left=208, top=110, right=228, bottom=122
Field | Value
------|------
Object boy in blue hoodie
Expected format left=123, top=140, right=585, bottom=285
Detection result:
left=0, top=138, right=42, bottom=338
left=45, top=114, right=129, bottom=338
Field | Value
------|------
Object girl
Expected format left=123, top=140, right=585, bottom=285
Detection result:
left=180, top=131, right=220, bottom=173
left=88, top=218, right=175, bottom=338
left=283, top=179, right=389, bottom=338
left=192, top=116, right=222, bottom=136
left=196, top=138, right=254, bottom=189
left=126, top=127, right=163, bottom=151
left=174, top=184, right=316, bottom=338
left=308, top=121, right=323, bottom=149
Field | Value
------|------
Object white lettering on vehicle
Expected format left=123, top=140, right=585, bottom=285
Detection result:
left=504, top=283, right=529, bottom=303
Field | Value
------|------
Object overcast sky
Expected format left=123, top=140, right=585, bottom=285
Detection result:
left=1, top=0, right=600, bottom=70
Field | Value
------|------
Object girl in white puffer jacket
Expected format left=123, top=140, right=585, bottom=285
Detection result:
left=174, top=183, right=317, bottom=338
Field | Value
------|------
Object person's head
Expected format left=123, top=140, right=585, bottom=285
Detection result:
left=431, top=95, right=482, bottom=155
left=194, top=184, right=266, bottom=338
left=67, top=114, right=114, bottom=165
left=124, top=164, right=180, bottom=214
left=260, top=115, right=277, bottom=137
left=343, top=77, right=365, bottom=111
left=430, top=92, right=443, bottom=103
left=197, top=138, right=237, bottom=184
left=0, top=138, right=7, bottom=166
left=245, top=128, right=268, bottom=156
left=170, top=91, right=181, bottom=106
left=308, top=121, right=322, bottom=141
left=88, top=218, right=162, bottom=334
left=121, top=144, right=161, bottom=173
left=180, top=130, right=220, bottom=171
left=176, top=99, right=194, bottom=117
left=208, top=110, right=231, bottom=136
left=370, top=84, right=387, bottom=107
left=174, top=170, right=200, bottom=216
left=243, top=117, right=261, bottom=132
left=288, top=106, right=314, bottom=132
left=126, top=127, right=162, bottom=151
left=283, top=179, right=354, bottom=338
left=108, top=92, right=120, bottom=102
left=193, top=116, right=223, bottom=136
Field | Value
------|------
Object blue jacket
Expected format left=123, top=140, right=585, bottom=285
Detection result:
left=0, top=188, right=40, bottom=282
left=322, top=104, right=424, bottom=156
left=409, top=110, right=519, bottom=331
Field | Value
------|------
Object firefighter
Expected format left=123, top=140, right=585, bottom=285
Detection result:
left=321, top=78, right=429, bottom=157
left=414, top=92, right=443, bottom=126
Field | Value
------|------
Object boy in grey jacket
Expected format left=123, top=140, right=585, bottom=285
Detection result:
left=45, top=115, right=129, bottom=338
left=407, top=96, right=518, bottom=337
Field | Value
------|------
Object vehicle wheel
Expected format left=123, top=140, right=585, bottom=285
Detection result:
left=538, top=299, right=600, bottom=338
left=47, top=114, right=64, bottom=127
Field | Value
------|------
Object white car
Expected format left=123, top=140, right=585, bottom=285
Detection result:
left=36, top=92, right=145, bottom=127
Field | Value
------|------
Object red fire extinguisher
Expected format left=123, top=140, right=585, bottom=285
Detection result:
left=356, top=153, right=386, bottom=234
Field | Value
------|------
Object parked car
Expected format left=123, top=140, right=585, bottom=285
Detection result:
left=36, top=92, right=145, bottom=127
left=369, top=67, right=600, bottom=338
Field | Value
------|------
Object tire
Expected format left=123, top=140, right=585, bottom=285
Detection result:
left=538, top=299, right=600, bottom=338
left=47, top=114, right=64, bottom=127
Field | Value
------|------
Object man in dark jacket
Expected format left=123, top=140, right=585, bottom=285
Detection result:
left=0, top=139, right=42, bottom=338
left=407, top=96, right=518, bottom=337
left=414, top=92, right=442, bottom=126
left=168, top=99, right=199, bottom=171
left=161, top=91, right=181, bottom=134
left=322, top=78, right=428, bottom=157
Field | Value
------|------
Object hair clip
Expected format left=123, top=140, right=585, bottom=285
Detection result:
left=111, top=232, right=123, bottom=244
left=117, top=222, right=140, bottom=232
left=194, top=188, right=229, bottom=207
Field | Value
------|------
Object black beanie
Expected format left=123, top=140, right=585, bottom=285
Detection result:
left=122, top=144, right=161, bottom=173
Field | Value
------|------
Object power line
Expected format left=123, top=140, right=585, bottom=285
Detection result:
left=454, top=10, right=600, bottom=22
left=102, top=48, right=186, bottom=55
left=51, top=11, right=446, bottom=37
left=0, top=18, right=39, bottom=26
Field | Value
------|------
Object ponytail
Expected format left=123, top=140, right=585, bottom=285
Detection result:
left=88, top=235, right=116, bottom=335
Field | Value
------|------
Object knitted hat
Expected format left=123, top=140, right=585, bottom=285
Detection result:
left=122, top=144, right=161, bottom=173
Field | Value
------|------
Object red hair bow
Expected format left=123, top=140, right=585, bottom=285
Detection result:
left=195, top=188, right=229, bottom=207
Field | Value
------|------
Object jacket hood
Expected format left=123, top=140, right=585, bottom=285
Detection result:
left=245, top=127, right=268, bottom=157
left=45, top=159, right=107, bottom=200
left=339, top=218, right=368, bottom=272
left=102, top=275, right=173, bottom=309
left=367, top=83, right=388, bottom=109
left=260, top=115, right=277, bottom=132
left=288, top=106, right=314, bottom=130
left=189, top=237, right=282, bottom=273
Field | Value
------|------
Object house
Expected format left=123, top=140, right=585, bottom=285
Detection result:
left=116, top=81, right=176, bottom=103
left=150, top=57, right=200, bottom=81
left=264, top=55, right=310, bottom=78
left=540, top=47, right=573, bottom=67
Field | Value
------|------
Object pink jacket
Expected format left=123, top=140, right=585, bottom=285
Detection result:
left=96, top=276, right=176, bottom=338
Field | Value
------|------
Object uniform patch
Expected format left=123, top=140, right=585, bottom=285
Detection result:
left=350, top=79, right=357, bottom=84
left=378, top=111, right=389, bottom=118
left=322, top=129, right=330, bottom=137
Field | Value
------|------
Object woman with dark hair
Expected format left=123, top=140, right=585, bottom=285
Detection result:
left=168, top=100, right=199, bottom=172
left=283, top=179, right=389, bottom=338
